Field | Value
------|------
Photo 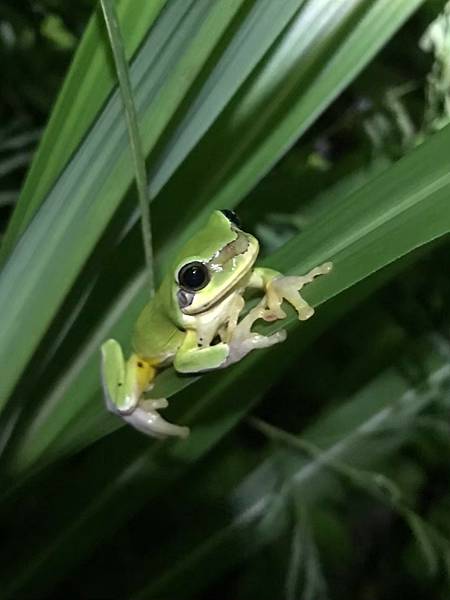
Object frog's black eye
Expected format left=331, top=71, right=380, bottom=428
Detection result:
left=220, top=209, right=241, bottom=228
left=178, top=261, right=210, bottom=292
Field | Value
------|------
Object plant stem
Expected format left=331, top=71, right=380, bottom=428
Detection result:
left=99, top=0, right=155, bottom=296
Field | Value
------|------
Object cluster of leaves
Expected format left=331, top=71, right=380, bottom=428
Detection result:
left=0, top=0, right=449, bottom=598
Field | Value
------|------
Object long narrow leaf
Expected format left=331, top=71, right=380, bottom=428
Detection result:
left=100, top=0, right=155, bottom=294
left=7, top=121, right=450, bottom=476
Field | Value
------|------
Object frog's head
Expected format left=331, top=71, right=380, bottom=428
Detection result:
left=172, top=210, right=259, bottom=316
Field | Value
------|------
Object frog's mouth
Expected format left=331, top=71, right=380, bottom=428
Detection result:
left=178, top=231, right=259, bottom=314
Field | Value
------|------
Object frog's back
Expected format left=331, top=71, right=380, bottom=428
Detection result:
left=132, top=286, right=184, bottom=361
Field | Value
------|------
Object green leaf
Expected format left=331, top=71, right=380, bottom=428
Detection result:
left=0, top=0, right=426, bottom=472
left=7, top=120, right=450, bottom=478
left=155, top=0, right=424, bottom=216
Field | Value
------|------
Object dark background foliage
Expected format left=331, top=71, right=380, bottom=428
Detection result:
left=0, top=0, right=93, bottom=229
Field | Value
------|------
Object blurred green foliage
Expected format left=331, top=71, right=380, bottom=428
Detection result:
left=0, top=1, right=450, bottom=599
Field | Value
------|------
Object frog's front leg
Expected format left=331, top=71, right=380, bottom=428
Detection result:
left=101, top=339, right=189, bottom=438
left=174, top=329, right=230, bottom=373
left=222, top=299, right=287, bottom=367
left=175, top=305, right=285, bottom=373
left=250, top=262, right=332, bottom=321
left=219, top=294, right=245, bottom=343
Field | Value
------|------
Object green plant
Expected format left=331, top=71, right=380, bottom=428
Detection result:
left=0, top=1, right=449, bottom=598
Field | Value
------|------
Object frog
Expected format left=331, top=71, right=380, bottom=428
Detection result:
left=101, top=209, right=332, bottom=439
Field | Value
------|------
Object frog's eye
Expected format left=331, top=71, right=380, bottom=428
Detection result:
left=178, top=261, right=210, bottom=292
left=220, top=209, right=240, bottom=228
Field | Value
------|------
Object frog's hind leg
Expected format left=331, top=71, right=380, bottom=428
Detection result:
left=101, top=339, right=188, bottom=438
left=101, top=339, right=156, bottom=414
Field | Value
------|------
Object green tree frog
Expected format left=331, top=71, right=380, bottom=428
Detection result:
left=101, top=210, right=332, bottom=438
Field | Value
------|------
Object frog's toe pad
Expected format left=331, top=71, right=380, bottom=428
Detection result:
left=271, top=329, right=287, bottom=344
left=298, top=306, right=314, bottom=320
left=141, top=398, right=169, bottom=411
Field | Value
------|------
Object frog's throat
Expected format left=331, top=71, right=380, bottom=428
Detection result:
left=181, top=233, right=258, bottom=315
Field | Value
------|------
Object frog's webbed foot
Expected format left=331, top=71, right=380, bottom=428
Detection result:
left=223, top=301, right=287, bottom=367
left=266, top=262, right=332, bottom=321
left=121, top=398, right=190, bottom=439
left=101, top=339, right=189, bottom=439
